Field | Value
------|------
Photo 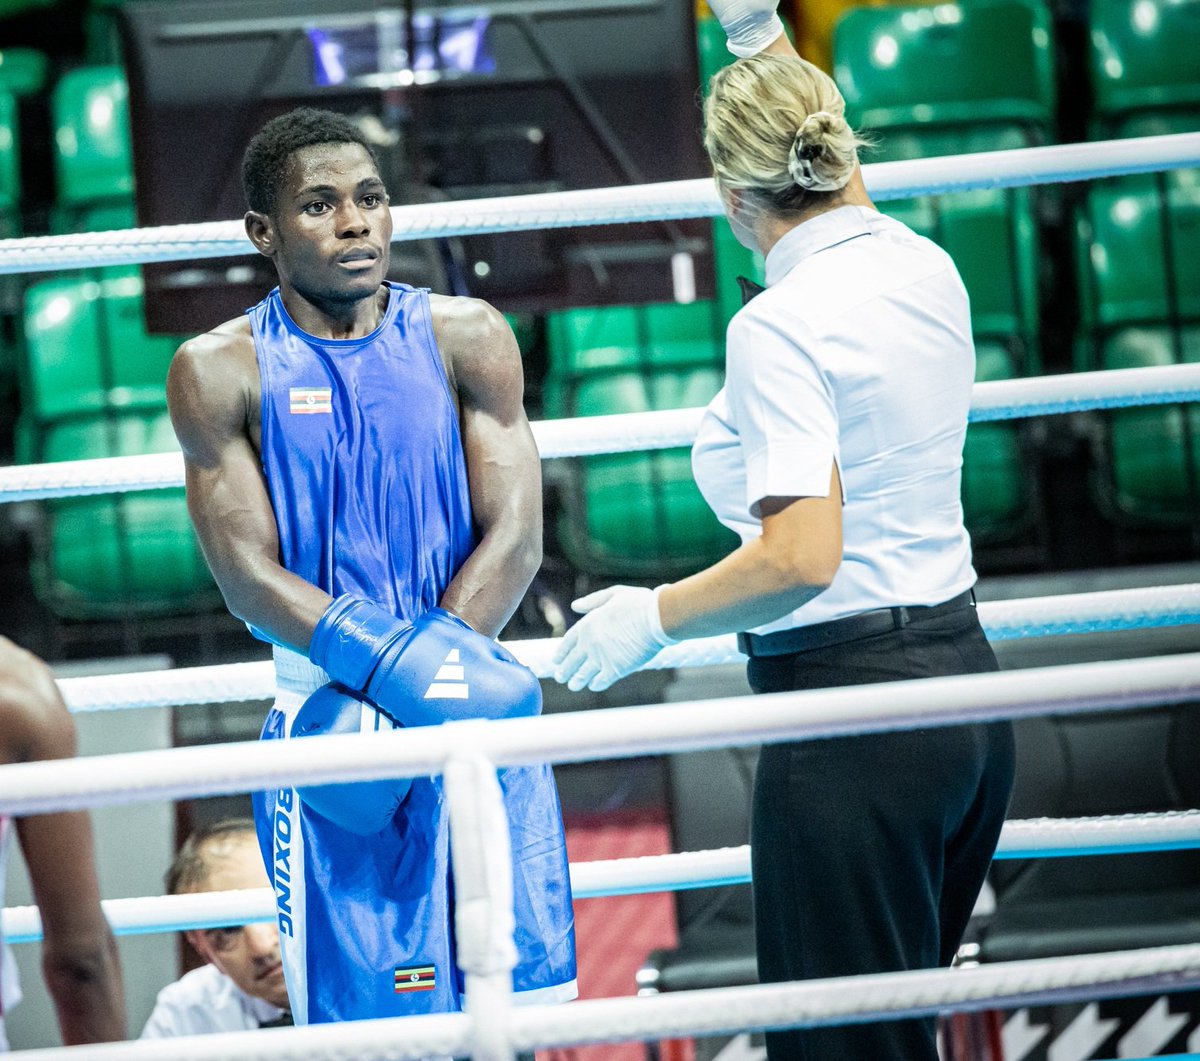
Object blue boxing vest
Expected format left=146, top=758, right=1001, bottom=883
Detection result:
left=253, top=281, right=473, bottom=615
left=248, top=283, right=577, bottom=1024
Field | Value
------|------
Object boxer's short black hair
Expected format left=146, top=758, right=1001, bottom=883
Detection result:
left=242, top=107, right=379, bottom=215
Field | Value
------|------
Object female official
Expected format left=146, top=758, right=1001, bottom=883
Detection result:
left=552, top=6, right=1015, bottom=1059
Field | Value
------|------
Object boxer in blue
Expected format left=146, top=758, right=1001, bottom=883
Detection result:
left=166, top=107, right=577, bottom=1026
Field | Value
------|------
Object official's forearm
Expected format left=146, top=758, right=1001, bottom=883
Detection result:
left=658, top=537, right=827, bottom=640
left=440, top=528, right=542, bottom=638
left=45, top=932, right=125, bottom=1044
left=762, top=30, right=798, bottom=57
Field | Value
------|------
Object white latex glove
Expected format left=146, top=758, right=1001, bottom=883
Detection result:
left=705, top=0, right=786, bottom=57
left=552, top=585, right=676, bottom=693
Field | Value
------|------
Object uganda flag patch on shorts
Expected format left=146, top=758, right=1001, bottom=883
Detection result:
left=289, top=387, right=332, bottom=414
left=394, top=964, right=436, bottom=993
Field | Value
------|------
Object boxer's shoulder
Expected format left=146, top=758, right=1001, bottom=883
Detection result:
left=426, top=293, right=508, bottom=344
left=426, top=294, right=520, bottom=399
left=168, top=318, right=261, bottom=448
left=171, top=318, right=258, bottom=397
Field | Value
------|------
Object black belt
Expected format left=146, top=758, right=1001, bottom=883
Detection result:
left=737, top=589, right=976, bottom=658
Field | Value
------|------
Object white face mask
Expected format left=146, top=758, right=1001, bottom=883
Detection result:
left=719, top=185, right=765, bottom=254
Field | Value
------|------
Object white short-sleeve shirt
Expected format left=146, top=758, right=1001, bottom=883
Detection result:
left=692, top=205, right=977, bottom=634
left=140, top=964, right=286, bottom=1038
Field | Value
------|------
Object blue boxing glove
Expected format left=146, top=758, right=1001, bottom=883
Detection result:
left=309, top=597, right=542, bottom=728
left=291, top=683, right=411, bottom=835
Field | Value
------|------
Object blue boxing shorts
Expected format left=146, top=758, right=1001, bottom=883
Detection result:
left=251, top=646, right=578, bottom=1025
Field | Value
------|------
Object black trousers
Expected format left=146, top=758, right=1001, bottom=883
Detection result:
left=747, top=605, right=1015, bottom=1061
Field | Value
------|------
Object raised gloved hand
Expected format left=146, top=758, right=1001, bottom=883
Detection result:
left=291, top=683, right=411, bottom=834
left=552, top=585, right=676, bottom=693
left=309, top=598, right=542, bottom=727
left=706, top=0, right=786, bottom=57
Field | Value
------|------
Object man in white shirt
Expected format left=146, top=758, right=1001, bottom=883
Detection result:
left=141, top=820, right=291, bottom=1036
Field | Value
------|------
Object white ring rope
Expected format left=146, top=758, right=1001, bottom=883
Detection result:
left=15, top=943, right=1200, bottom=1061
left=54, top=583, right=1200, bottom=713
left=3, top=363, right=1200, bottom=503
left=6, top=811, right=1200, bottom=945
left=0, top=133, right=1196, bottom=274
left=0, top=136, right=1191, bottom=1060
left=1, top=652, right=1197, bottom=817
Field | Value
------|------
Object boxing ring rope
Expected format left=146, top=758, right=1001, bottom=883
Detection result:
left=5, top=651, right=1195, bottom=1056
left=6, top=810, right=1200, bottom=944
left=2, top=362, right=1199, bottom=503
left=1, top=651, right=1197, bottom=816
left=0, top=141, right=1190, bottom=1059
left=47, top=582, right=1200, bottom=713
left=0, top=132, right=1196, bottom=274
left=16, top=944, right=1200, bottom=1061
left=0, top=141, right=1192, bottom=1060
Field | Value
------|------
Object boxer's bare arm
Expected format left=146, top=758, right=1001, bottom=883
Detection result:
left=0, top=641, right=125, bottom=1044
left=430, top=295, right=542, bottom=638
left=167, top=324, right=331, bottom=651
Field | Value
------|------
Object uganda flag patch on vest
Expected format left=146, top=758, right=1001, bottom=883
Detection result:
left=394, top=964, right=436, bottom=993
left=289, top=387, right=332, bottom=414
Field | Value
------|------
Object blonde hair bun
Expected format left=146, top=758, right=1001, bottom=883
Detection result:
left=704, top=55, right=867, bottom=211
left=787, top=111, right=854, bottom=192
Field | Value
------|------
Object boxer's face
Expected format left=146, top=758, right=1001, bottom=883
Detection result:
left=185, top=836, right=290, bottom=1010
left=259, top=141, right=392, bottom=307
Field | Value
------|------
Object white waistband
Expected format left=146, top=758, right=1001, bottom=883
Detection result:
left=273, top=645, right=330, bottom=697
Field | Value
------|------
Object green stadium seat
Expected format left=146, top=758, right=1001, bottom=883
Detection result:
left=0, top=91, right=17, bottom=240
left=0, top=48, right=48, bottom=98
left=545, top=301, right=737, bottom=577
left=834, top=0, right=1056, bottom=133
left=0, top=0, right=54, bottom=17
left=51, top=66, right=133, bottom=211
left=552, top=369, right=738, bottom=578
left=1098, top=327, right=1200, bottom=524
left=545, top=301, right=725, bottom=379
left=961, top=342, right=1031, bottom=540
left=1090, top=0, right=1200, bottom=127
left=1076, top=168, right=1200, bottom=524
left=874, top=123, right=1035, bottom=163
left=1107, top=110, right=1200, bottom=143
left=32, top=411, right=216, bottom=618
left=0, top=328, right=15, bottom=391
left=21, top=268, right=179, bottom=423
left=72, top=200, right=137, bottom=234
left=1077, top=178, right=1200, bottom=334
left=21, top=70, right=207, bottom=617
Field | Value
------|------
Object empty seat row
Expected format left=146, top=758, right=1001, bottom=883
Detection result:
left=16, top=267, right=214, bottom=618
left=27, top=412, right=216, bottom=618
left=1077, top=175, right=1200, bottom=525
left=0, top=56, right=214, bottom=618
left=0, top=54, right=133, bottom=236
left=10, top=0, right=1200, bottom=605
left=546, top=0, right=1198, bottom=580
left=1078, top=0, right=1200, bottom=526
